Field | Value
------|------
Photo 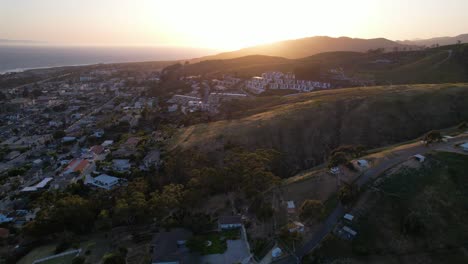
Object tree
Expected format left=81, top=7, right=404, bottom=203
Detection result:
left=422, top=130, right=442, bottom=145
left=338, top=184, right=358, bottom=205
left=328, top=152, right=348, bottom=168
left=299, top=200, right=324, bottom=220
left=457, top=121, right=467, bottom=131
left=72, top=256, right=86, bottom=264
left=149, top=184, right=186, bottom=218
left=402, top=211, right=425, bottom=235
left=53, top=130, right=66, bottom=140
left=102, top=253, right=126, bottom=264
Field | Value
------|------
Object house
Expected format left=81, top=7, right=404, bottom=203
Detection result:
left=272, top=247, right=282, bottom=258
left=460, top=142, right=468, bottom=152
left=62, top=136, right=77, bottom=143
left=142, top=150, right=161, bottom=170
left=101, top=140, right=114, bottom=147
left=151, top=228, right=193, bottom=264
left=330, top=167, right=340, bottom=174
left=342, top=226, right=357, bottom=238
left=112, top=159, right=131, bottom=172
left=287, top=201, right=296, bottom=214
left=356, top=160, right=369, bottom=168
left=89, top=145, right=106, bottom=160
left=123, top=137, right=141, bottom=149
left=93, top=129, right=104, bottom=138
left=21, top=177, right=53, bottom=192
left=412, top=154, right=426, bottom=163
left=168, top=104, right=178, bottom=112
left=88, top=174, right=120, bottom=190
left=0, top=214, right=13, bottom=224
left=218, top=216, right=242, bottom=230
left=343, top=213, right=354, bottom=222
left=63, top=159, right=93, bottom=175
left=288, top=221, right=305, bottom=233
left=442, top=135, right=454, bottom=142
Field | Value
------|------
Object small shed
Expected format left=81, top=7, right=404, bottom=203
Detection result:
left=357, top=160, right=369, bottom=168
left=343, top=213, right=354, bottom=222
left=272, top=247, right=282, bottom=258
left=343, top=226, right=357, bottom=237
left=460, top=143, right=468, bottom=152
left=287, top=201, right=296, bottom=214
left=413, top=154, right=426, bottom=163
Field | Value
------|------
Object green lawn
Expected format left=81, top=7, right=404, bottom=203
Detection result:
left=17, top=244, right=57, bottom=264
left=187, top=232, right=228, bottom=255
left=38, top=253, right=77, bottom=264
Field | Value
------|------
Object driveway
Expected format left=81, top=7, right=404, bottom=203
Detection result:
left=199, top=239, right=250, bottom=264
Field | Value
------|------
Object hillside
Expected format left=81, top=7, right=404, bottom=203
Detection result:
left=312, top=151, right=468, bottom=263
left=178, top=45, right=468, bottom=84
left=170, top=84, right=468, bottom=173
left=398, top=33, right=468, bottom=47
left=192, top=36, right=414, bottom=61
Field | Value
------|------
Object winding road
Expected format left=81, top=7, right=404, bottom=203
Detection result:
left=290, top=133, right=468, bottom=263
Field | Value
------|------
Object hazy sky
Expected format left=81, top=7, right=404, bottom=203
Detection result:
left=1, top=0, right=468, bottom=50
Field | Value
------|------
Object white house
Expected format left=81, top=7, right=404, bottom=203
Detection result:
left=0, top=214, right=13, bottom=224
left=218, top=216, right=242, bottom=230
left=288, top=221, right=305, bottom=233
left=343, top=213, right=354, bottom=222
left=21, top=177, right=53, bottom=192
left=342, top=226, right=357, bottom=237
left=356, top=160, right=369, bottom=168
left=287, top=201, right=296, bottom=214
left=112, top=159, right=131, bottom=172
left=460, top=142, right=468, bottom=152
left=88, top=174, right=120, bottom=190
left=413, top=154, right=426, bottom=163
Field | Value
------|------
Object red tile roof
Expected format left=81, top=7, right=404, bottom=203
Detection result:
left=90, top=145, right=105, bottom=155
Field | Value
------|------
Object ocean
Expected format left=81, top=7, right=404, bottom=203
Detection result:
left=0, top=45, right=219, bottom=73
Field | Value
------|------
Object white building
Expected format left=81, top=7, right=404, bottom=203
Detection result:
left=218, top=216, right=242, bottom=230
left=460, top=142, right=468, bottom=152
left=88, top=174, right=120, bottom=190
left=112, top=159, right=131, bottom=172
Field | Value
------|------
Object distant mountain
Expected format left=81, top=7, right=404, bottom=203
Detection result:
left=193, top=36, right=415, bottom=62
left=397, top=34, right=468, bottom=47
left=0, top=38, right=45, bottom=44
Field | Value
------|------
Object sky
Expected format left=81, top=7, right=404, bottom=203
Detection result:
left=1, top=0, right=468, bottom=50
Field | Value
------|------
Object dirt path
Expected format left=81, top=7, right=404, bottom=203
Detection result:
left=433, top=49, right=452, bottom=68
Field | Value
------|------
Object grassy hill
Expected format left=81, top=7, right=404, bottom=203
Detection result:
left=178, top=44, right=468, bottom=84
left=170, top=84, right=468, bottom=174
left=312, top=152, right=468, bottom=263
left=397, top=33, right=468, bottom=47
left=192, top=36, right=414, bottom=61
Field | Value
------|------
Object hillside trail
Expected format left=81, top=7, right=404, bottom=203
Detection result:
left=433, top=49, right=452, bottom=68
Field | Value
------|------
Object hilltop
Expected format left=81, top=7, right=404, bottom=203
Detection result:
left=178, top=44, right=468, bottom=85
left=193, top=36, right=415, bottom=61
left=170, top=84, right=468, bottom=174
left=398, top=33, right=468, bottom=47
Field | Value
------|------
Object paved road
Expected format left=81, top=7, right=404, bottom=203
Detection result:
left=294, top=134, right=468, bottom=262
left=296, top=203, right=344, bottom=258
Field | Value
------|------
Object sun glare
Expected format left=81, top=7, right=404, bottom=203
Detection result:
left=146, top=0, right=378, bottom=50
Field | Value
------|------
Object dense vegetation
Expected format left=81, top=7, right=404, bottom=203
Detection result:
left=311, top=152, right=468, bottom=263
left=172, top=84, right=468, bottom=175
left=22, top=147, right=280, bottom=239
